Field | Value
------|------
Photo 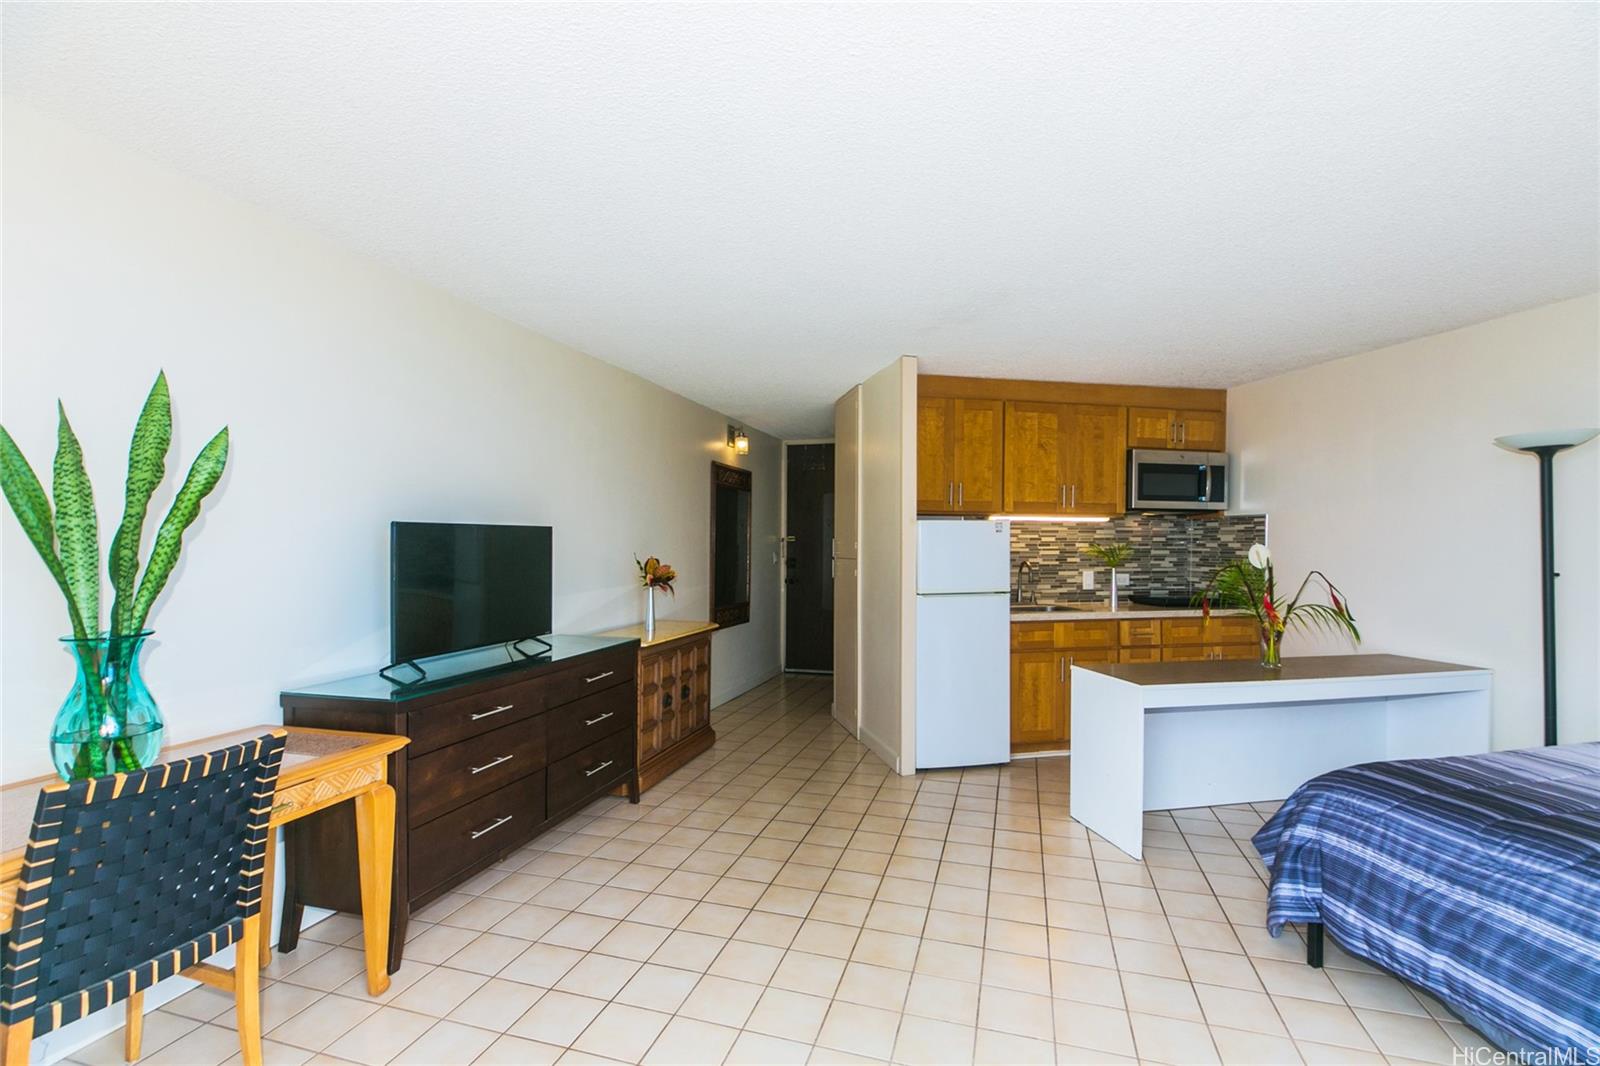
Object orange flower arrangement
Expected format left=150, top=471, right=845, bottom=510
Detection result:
left=636, top=555, right=677, bottom=595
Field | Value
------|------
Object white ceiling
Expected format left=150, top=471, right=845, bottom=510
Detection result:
left=5, top=3, right=1596, bottom=438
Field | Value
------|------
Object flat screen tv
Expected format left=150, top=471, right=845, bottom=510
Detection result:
left=391, top=521, right=553, bottom=664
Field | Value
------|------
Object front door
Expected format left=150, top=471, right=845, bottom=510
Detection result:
left=785, top=443, right=835, bottom=672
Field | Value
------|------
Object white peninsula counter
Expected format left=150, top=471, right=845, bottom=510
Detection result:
left=1069, top=654, right=1491, bottom=859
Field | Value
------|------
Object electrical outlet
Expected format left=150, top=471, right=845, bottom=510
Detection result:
left=1081, top=570, right=1095, bottom=590
left=1116, top=571, right=1131, bottom=587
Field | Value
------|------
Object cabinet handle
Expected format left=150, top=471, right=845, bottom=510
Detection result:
left=1060, top=657, right=1066, bottom=682
left=584, top=711, right=615, bottom=727
left=1178, top=421, right=1186, bottom=446
left=957, top=482, right=964, bottom=508
left=470, top=815, right=513, bottom=840
left=1070, top=484, right=1076, bottom=508
left=469, top=754, right=514, bottom=775
left=947, top=482, right=953, bottom=507
left=585, top=670, right=614, bottom=684
left=470, top=704, right=513, bottom=721
left=1060, top=484, right=1066, bottom=508
left=585, top=759, right=615, bottom=778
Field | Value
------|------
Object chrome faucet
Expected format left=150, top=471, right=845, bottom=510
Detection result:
left=1015, top=560, right=1035, bottom=605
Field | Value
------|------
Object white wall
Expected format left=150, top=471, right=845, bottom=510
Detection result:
left=1229, top=294, right=1600, bottom=746
left=1, top=101, right=783, bottom=785
left=857, top=356, right=917, bottom=772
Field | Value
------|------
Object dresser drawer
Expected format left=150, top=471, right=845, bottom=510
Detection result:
left=407, top=677, right=544, bottom=756
left=548, top=729, right=634, bottom=817
left=408, top=714, right=546, bottom=827
left=544, top=647, right=637, bottom=709
left=548, top=683, right=632, bottom=761
left=410, top=770, right=545, bottom=897
left=1055, top=620, right=1118, bottom=649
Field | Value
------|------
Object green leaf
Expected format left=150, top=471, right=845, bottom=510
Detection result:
left=130, top=426, right=228, bottom=631
left=108, top=372, right=172, bottom=635
left=53, top=403, right=100, bottom=637
left=0, top=424, right=89, bottom=639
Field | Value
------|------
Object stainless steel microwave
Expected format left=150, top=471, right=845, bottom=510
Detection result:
left=1127, top=449, right=1229, bottom=511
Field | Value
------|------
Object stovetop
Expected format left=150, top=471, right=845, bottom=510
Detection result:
left=1127, top=592, right=1204, bottom=608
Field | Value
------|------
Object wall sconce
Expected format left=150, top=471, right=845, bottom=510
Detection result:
left=726, top=425, right=750, bottom=455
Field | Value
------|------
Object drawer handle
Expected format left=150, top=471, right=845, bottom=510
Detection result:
left=471, top=704, right=514, bottom=721
left=584, top=711, right=615, bottom=726
left=470, top=815, right=513, bottom=840
left=585, top=670, right=615, bottom=684
left=469, top=754, right=513, bottom=775
left=585, top=759, right=615, bottom=778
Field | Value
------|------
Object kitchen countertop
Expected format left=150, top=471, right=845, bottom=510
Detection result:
left=1009, top=603, right=1251, bottom=622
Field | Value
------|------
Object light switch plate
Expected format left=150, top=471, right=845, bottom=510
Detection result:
left=1116, top=572, right=1131, bottom=587
left=1081, top=570, right=1095, bottom=590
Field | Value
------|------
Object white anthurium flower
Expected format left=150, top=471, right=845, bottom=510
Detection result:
left=1247, top=543, right=1272, bottom=569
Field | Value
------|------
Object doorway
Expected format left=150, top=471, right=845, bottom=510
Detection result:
left=783, top=442, right=835, bottom=672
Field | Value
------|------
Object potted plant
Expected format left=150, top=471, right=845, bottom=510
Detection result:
left=0, top=372, right=228, bottom=779
left=1199, top=543, right=1358, bottom=668
left=1083, top=541, right=1134, bottom=612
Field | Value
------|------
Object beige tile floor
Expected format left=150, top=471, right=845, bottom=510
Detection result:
left=65, top=674, right=1496, bottom=1066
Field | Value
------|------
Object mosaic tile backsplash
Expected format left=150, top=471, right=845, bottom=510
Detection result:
left=1009, top=513, right=1267, bottom=603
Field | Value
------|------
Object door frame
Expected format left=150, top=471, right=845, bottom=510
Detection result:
left=779, top=438, right=835, bottom=673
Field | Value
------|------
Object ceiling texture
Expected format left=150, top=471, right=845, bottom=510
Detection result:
left=5, top=3, right=1596, bottom=438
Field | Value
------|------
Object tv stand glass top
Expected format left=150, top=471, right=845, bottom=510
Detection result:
left=281, top=633, right=638, bottom=703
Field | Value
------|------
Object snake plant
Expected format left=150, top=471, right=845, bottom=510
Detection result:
left=0, top=372, right=228, bottom=772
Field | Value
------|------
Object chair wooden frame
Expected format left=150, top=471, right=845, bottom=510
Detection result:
left=0, top=731, right=285, bottom=1066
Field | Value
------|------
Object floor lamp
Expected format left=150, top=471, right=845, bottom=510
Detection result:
left=1493, top=428, right=1599, bottom=745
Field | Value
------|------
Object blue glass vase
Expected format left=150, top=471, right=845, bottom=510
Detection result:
left=50, top=632, right=164, bottom=781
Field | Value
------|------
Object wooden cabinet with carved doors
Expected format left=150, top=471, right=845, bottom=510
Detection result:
left=597, top=621, right=716, bottom=794
left=1128, top=407, right=1226, bottom=450
left=917, top=397, right=1004, bottom=514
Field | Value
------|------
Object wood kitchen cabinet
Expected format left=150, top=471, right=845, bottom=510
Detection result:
left=1010, top=648, right=1066, bottom=748
left=917, top=397, right=1004, bottom=514
left=1128, top=406, right=1226, bottom=450
left=1002, top=402, right=1126, bottom=515
left=917, top=376, right=1227, bottom=517
left=1010, top=613, right=1260, bottom=752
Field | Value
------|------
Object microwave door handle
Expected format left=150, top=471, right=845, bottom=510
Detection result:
left=1204, top=463, right=1215, bottom=504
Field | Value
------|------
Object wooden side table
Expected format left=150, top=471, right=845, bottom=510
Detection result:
left=0, top=725, right=407, bottom=997
left=596, top=620, right=717, bottom=794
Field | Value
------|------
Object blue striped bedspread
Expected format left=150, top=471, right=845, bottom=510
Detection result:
left=1252, top=742, right=1600, bottom=1053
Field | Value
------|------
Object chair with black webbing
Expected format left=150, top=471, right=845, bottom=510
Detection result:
left=0, top=731, right=286, bottom=1066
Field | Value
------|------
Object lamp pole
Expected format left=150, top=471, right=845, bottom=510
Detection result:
left=1494, top=429, right=1599, bottom=746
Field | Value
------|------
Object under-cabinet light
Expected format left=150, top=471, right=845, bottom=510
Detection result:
left=990, top=514, right=1112, bottom=523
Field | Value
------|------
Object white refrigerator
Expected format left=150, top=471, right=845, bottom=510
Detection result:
left=915, top=519, right=1011, bottom=769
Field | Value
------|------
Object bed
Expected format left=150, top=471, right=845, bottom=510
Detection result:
left=1253, top=742, right=1600, bottom=1053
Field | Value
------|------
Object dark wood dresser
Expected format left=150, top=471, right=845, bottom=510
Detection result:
left=596, top=620, right=716, bottom=794
left=278, top=634, right=638, bottom=971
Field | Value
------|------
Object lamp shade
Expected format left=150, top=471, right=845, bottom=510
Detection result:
left=1493, top=428, right=1600, bottom=452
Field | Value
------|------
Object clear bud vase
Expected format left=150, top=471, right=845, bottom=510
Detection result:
left=1260, top=627, right=1283, bottom=669
left=645, top=586, right=656, bottom=639
left=50, top=631, right=164, bottom=781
